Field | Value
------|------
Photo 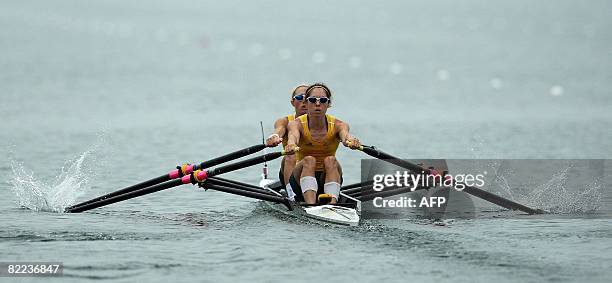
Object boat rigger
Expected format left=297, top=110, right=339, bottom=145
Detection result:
left=64, top=143, right=543, bottom=225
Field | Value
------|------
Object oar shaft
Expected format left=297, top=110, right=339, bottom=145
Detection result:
left=194, top=144, right=266, bottom=170
left=66, top=179, right=183, bottom=213
left=66, top=143, right=266, bottom=211
left=462, top=186, right=542, bottom=214
left=341, top=180, right=374, bottom=191
left=343, top=184, right=375, bottom=196
left=65, top=175, right=170, bottom=211
left=203, top=183, right=291, bottom=210
left=360, top=146, right=428, bottom=173
left=207, top=177, right=274, bottom=193
left=208, top=151, right=283, bottom=176
left=357, top=185, right=428, bottom=202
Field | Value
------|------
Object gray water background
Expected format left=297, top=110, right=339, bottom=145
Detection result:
left=1, top=0, right=611, bottom=282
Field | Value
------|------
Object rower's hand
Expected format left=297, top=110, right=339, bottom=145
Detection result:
left=265, top=134, right=282, bottom=147
left=343, top=136, right=361, bottom=150
left=284, top=144, right=299, bottom=155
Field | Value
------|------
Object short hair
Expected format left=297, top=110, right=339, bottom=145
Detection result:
left=290, top=84, right=309, bottom=98
left=305, top=83, right=332, bottom=100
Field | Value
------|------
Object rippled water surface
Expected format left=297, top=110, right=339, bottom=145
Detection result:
left=1, top=0, right=611, bottom=282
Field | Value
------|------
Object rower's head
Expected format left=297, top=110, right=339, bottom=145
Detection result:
left=304, top=83, right=332, bottom=115
left=290, top=84, right=309, bottom=116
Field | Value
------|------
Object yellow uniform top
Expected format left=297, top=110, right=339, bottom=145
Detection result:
left=296, top=114, right=340, bottom=171
left=282, top=114, right=295, bottom=147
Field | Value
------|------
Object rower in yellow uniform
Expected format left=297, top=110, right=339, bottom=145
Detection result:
left=265, top=84, right=309, bottom=199
left=285, top=83, right=361, bottom=204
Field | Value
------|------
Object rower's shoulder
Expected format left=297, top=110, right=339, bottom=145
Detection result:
left=333, top=117, right=347, bottom=126
left=275, top=114, right=296, bottom=126
left=274, top=116, right=289, bottom=124
left=332, top=117, right=349, bottom=133
left=287, top=118, right=304, bottom=130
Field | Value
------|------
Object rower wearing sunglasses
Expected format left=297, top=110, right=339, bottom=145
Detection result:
left=285, top=83, right=362, bottom=204
left=265, top=84, right=309, bottom=198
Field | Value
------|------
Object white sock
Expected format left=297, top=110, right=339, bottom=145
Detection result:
left=285, top=183, right=296, bottom=201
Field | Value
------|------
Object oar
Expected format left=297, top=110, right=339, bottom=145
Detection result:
left=341, top=180, right=374, bottom=192
left=353, top=144, right=543, bottom=214
left=65, top=144, right=266, bottom=211
left=201, top=182, right=292, bottom=210
left=65, top=150, right=287, bottom=213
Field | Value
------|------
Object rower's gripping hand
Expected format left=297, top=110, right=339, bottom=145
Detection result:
left=284, top=144, right=300, bottom=155
left=265, top=133, right=282, bottom=147
left=343, top=137, right=361, bottom=150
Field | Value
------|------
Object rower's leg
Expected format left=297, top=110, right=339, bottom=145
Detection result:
left=283, top=154, right=297, bottom=186
left=297, top=156, right=317, bottom=204
left=323, top=156, right=342, bottom=204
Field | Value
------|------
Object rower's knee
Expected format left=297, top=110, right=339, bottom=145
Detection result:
left=302, top=156, right=316, bottom=169
left=323, top=156, right=338, bottom=171
left=284, top=154, right=297, bottom=164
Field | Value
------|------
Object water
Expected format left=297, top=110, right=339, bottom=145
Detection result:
left=1, top=0, right=611, bottom=282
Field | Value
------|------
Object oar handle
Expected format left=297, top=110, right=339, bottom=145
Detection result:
left=343, top=140, right=366, bottom=151
left=282, top=144, right=300, bottom=155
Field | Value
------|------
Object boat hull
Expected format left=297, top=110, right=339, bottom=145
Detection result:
left=259, top=178, right=361, bottom=226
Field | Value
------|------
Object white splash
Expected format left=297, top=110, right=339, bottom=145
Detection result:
left=526, top=167, right=601, bottom=214
left=9, top=148, right=97, bottom=213
left=492, top=166, right=602, bottom=214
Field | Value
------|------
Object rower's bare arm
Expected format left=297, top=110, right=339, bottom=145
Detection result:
left=285, top=119, right=301, bottom=153
left=265, top=117, right=288, bottom=147
left=336, top=119, right=350, bottom=141
left=336, top=119, right=361, bottom=149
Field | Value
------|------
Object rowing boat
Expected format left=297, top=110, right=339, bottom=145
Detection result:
left=259, top=178, right=361, bottom=226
